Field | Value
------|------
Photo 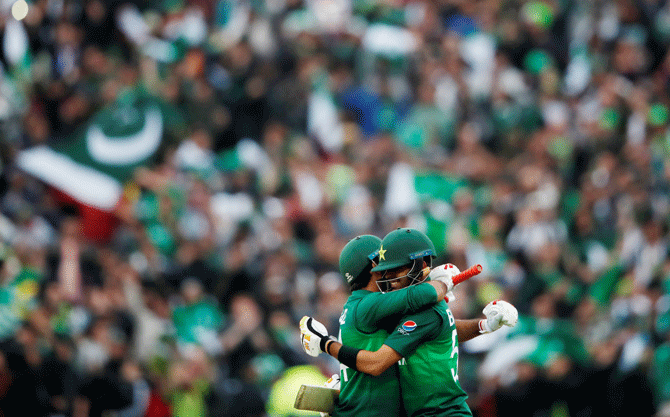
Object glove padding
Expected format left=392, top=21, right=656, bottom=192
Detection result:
left=428, top=263, right=460, bottom=290
left=320, top=374, right=341, bottom=417
left=429, top=263, right=459, bottom=301
left=480, top=300, right=518, bottom=333
left=300, top=316, right=335, bottom=357
left=324, top=373, right=340, bottom=390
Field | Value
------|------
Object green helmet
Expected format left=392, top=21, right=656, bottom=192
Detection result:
left=339, top=235, right=382, bottom=288
left=371, top=228, right=436, bottom=272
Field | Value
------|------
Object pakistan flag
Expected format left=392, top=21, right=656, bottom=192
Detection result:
left=18, top=94, right=182, bottom=211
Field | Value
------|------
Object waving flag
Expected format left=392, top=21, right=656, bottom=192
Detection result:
left=17, top=95, right=183, bottom=239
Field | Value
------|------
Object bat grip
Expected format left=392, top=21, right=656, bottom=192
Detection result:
left=444, top=264, right=482, bottom=302
left=452, top=264, right=483, bottom=285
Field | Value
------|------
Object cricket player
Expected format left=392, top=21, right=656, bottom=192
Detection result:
left=303, top=234, right=455, bottom=417
left=302, top=228, right=518, bottom=417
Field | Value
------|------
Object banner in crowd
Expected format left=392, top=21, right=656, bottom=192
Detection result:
left=17, top=97, right=169, bottom=211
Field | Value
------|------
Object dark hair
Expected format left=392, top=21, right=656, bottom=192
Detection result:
left=350, top=262, right=374, bottom=291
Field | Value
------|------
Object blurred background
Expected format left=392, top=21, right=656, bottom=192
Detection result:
left=0, top=0, right=669, bottom=416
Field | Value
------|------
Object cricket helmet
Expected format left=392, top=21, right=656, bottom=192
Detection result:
left=371, top=228, right=436, bottom=272
left=339, top=235, right=382, bottom=289
left=371, top=228, right=436, bottom=292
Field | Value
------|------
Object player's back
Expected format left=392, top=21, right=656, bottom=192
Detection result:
left=335, top=290, right=404, bottom=417
left=396, top=301, right=470, bottom=417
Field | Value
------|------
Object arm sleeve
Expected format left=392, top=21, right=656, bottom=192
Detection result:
left=383, top=309, right=443, bottom=357
left=356, top=283, right=437, bottom=331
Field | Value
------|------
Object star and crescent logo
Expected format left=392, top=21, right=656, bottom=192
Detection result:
left=86, top=105, right=163, bottom=166
left=379, top=246, right=386, bottom=261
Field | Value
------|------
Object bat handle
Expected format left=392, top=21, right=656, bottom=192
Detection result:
left=444, top=264, right=483, bottom=302
left=452, top=264, right=483, bottom=285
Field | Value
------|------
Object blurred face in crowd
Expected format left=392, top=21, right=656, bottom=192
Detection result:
left=88, top=287, right=113, bottom=316
left=230, top=294, right=262, bottom=327
left=44, top=281, right=63, bottom=308
left=642, top=219, right=663, bottom=243
left=545, top=355, right=573, bottom=381
left=182, top=279, right=203, bottom=304
left=531, top=293, right=556, bottom=319
left=516, top=361, right=538, bottom=383
left=85, top=0, right=106, bottom=22
left=144, top=290, right=170, bottom=318
left=16, top=324, right=38, bottom=349
left=54, top=338, right=74, bottom=362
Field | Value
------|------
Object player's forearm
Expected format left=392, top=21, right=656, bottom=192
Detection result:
left=426, top=281, right=448, bottom=301
left=326, top=342, right=368, bottom=373
left=355, top=351, right=393, bottom=376
left=455, top=319, right=481, bottom=342
left=326, top=340, right=341, bottom=360
left=325, top=342, right=398, bottom=376
left=372, top=281, right=443, bottom=321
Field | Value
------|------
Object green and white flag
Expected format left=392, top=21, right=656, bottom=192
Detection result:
left=18, top=96, right=178, bottom=211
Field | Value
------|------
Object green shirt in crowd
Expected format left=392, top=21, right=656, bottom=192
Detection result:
left=171, top=379, right=209, bottom=417
left=385, top=300, right=471, bottom=417
left=336, top=283, right=439, bottom=417
left=172, top=299, right=224, bottom=346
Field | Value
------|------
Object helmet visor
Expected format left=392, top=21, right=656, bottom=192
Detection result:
left=375, top=258, right=430, bottom=293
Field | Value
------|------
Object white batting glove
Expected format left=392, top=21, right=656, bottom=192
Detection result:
left=320, top=374, right=341, bottom=417
left=300, top=316, right=336, bottom=357
left=479, top=300, right=518, bottom=333
left=325, top=373, right=340, bottom=389
left=429, top=264, right=460, bottom=301
left=429, top=264, right=460, bottom=290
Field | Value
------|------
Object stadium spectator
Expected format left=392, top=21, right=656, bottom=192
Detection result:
left=0, top=0, right=668, bottom=415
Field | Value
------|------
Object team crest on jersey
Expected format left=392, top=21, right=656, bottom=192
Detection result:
left=339, top=308, right=348, bottom=325
left=399, top=320, right=417, bottom=335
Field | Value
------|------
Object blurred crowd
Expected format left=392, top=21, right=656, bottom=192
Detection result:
left=1, top=0, right=670, bottom=416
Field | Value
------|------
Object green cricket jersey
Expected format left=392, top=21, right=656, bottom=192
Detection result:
left=384, top=300, right=471, bottom=417
left=335, top=284, right=439, bottom=417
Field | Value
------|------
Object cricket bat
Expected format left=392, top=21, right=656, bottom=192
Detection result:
left=445, top=264, right=482, bottom=302
left=421, top=264, right=482, bottom=285
left=452, top=264, right=483, bottom=285
left=422, top=264, right=483, bottom=302
left=294, top=384, right=339, bottom=414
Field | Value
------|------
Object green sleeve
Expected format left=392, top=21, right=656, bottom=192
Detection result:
left=383, top=309, right=442, bottom=357
left=355, top=284, right=437, bottom=332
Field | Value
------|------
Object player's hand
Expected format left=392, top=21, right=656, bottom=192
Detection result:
left=429, top=264, right=460, bottom=292
left=319, top=374, right=341, bottom=417
left=479, top=300, right=518, bottom=333
left=300, top=316, right=336, bottom=357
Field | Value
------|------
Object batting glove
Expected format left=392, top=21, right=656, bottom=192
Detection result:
left=479, top=300, right=518, bottom=333
left=300, top=316, right=337, bottom=357
left=429, top=263, right=460, bottom=300
left=320, top=374, right=341, bottom=417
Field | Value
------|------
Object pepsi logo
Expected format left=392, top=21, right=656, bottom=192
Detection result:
left=401, top=321, right=417, bottom=332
